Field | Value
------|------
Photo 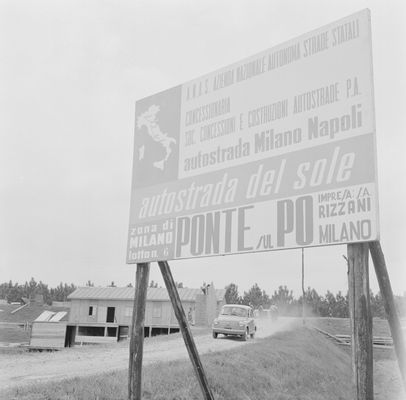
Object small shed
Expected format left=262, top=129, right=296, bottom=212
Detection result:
left=29, top=311, right=69, bottom=349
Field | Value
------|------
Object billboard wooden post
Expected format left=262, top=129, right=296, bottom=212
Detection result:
left=158, top=260, right=214, bottom=400
left=369, top=241, right=406, bottom=387
left=347, top=243, right=373, bottom=400
left=128, top=262, right=150, bottom=400
left=302, top=248, right=306, bottom=325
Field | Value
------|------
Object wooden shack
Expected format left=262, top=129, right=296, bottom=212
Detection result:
left=66, top=285, right=225, bottom=345
left=29, top=311, right=69, bottom=349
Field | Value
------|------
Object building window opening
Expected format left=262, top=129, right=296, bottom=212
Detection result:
left=106, top=307, right=115, bottom=323
left=146, top=327, right=180, bottom=337
left=107, top=327, right=117, bottom=337
left=119, top=326, right=129, bottom=341
left=88, top=306, right=96, bottom=316
left=78, top=326, right=104, bottom=336
left=152, top=303, right=162, bottom=318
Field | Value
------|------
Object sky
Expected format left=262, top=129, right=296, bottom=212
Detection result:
left=1, top=0, right=405, bottom=298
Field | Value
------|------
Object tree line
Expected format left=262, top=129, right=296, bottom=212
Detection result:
left=225, top=283, right=406, bottom=318
left=0, top=278, right=77, bottom=304
left=2, top=278, right=405, bottom=319
left=0, top=278, right=169, bottom=304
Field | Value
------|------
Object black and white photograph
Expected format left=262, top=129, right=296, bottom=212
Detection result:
left=1, top=1, right=405, bottom=399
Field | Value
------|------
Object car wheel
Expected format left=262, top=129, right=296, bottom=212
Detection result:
left=212, top=331, right=218, bottom=339
left=241, top=327, right=249, bottom=341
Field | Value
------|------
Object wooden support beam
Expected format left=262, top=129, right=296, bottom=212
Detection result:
left=128, top=262, right=150, bottom=400
left=158, top=260, right=214, bottom=400
left=369, top=241, right=406, bottom=388
left=302, top=247, right=306, bottom=325
left=347, top=243, right=373, bottom=400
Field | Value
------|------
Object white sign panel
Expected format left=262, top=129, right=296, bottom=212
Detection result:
left=127, top=9, right=379, bottom=263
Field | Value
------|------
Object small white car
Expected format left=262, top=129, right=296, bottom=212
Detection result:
left=212, top=304, right=256, bottom=341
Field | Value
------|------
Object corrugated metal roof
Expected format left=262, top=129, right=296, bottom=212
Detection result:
left=67, top=287, right=135, bottom=300
left=68, top=286, right=226, bottom=302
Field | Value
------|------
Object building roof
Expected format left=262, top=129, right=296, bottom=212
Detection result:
left=35, top=310, right=68, bottom=322
left=0, top=303, right=70, bottom=323
left=68, top=286, right=226, bottom=302
left=222, top=304, right=252, bottom=310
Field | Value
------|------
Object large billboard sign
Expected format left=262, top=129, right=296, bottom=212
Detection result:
left=127, top=9, right=379, bottom=263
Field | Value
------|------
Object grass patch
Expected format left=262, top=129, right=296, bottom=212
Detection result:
left=0, top=346, right=27, bottom=355
left=3, top=327, right=354, bottom=400
left=0, top=324, right=30, bottom=344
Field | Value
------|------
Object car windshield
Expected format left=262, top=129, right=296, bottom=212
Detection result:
left=220, top=306, right=248, bottom=317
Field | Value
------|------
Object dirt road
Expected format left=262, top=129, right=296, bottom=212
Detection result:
left=0, top=318, right=298, bottom=391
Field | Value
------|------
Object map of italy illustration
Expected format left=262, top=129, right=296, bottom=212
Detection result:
left=137, top=105, right=177, bottom=170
